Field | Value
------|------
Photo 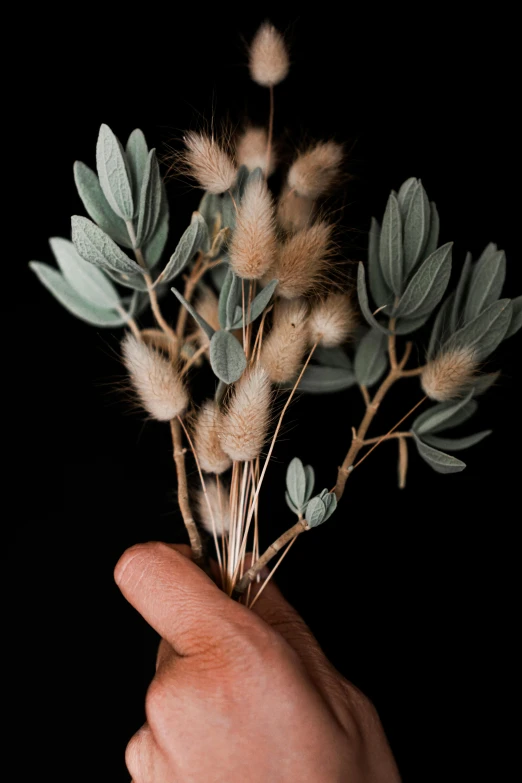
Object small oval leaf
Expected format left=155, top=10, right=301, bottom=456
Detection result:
left=412, top=432, right=466, bottom=474
left=286, top=457, right=307, bottom=509
left=209, top=330, right=247, bottom=383
left=305, top=497, right=327, bottom=528
left=354, top=328, right=388, bottom=387
left=125, top=129, right=149, bottom=200
left=413, top=392, right=475, bottom=436
left=421, top=430, right=492, bottom=452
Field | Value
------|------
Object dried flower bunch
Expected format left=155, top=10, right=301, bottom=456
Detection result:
left=31, top=22, right=521, bottom=602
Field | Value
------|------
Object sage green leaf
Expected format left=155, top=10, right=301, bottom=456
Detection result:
left=428, top=292, right=455, bottom=359
left=424, top=202, right=439, bottom=260
left=475, top=241, right=498, bottom=266
left=450, top=251, right=473, bottom=332
left=504, top=295, right=522, bottom=339
left=218, top=268, right=234, bottom=328
left=29, top=262, right=126, bottom=327
left=448, top=298, right=512, bottom=360
left=472, top=372, right=500, bottom=396
left=136, top=149, right=162, bottom=247
left=397, top=177, right=417, bottom=217
left=73, top=162, right=132, bottom=248
left=305, top=497, right=326, bottom=528
left=354, top=328, right=388, bottom=387
left=143, top=189, right=169, bottom=268
left=221, top=191, right=236, bottom=230
left=199, top=191, right=222, bottom=242
left=304, top=465, right=315, bottom=502
left=171, top=286, right=215, bottom=339
left=285, top=491, right=300, bottom=516
left=464, top=250, right=506, bottom=322
left=422, top=430, right=492, bottom=451
left=379, top=194, right=403, bottom=295
left=314, top=345, right=353, bottom=370
left=125, top=129, right=148, bottom=199
left=211, top=259, right=229, bottom=291
left=368, top=217, right=391, bottom=308
left=156, top=213, right=207, bottom=286
left=430, top=400, right=478, bottom=434
left=71, top=216, right=142, bottom=275
left=357, top=263, right=391, bottom=335
left=395, top=242, right=453, bottom=319
left=286, top=457, right=307, bottom=509
left=226, top=271, right=244, bottom=329
left=49, top=237, right=120, bottom=309
left=104, top=269, right=149, bottom=291
left=322, top=491, right=337, bottom=522
left=232, top=279, right=278, bottom=328
left=394, top=312, right=432, bottom=334
left=296, top=365, right=356, bottom=393
left=209, top=329, right=247, bottom=383
left=236, top=165, right=251, bottom=200
left=412, top=432, right=466, bottom=474
left=403, top=181, right=430, bottom=275
left=96, top=124, right=134, bottom=220
left=413, top=392, right=474, bottom=435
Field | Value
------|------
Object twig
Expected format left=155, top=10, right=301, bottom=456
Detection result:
left=234, top=519, right=307, bottom=596
left=353, top=396, right=426, bottom=470
left=398, top=437, right=408, bottom=490
left=361, top=431, right=412, bottom=445
left=248, top=534, right=299, bottom=609
left=169, top=418, right=205, bottom=567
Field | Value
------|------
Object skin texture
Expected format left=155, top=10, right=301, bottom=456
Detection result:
left=115, top=542, right=401, bottom=783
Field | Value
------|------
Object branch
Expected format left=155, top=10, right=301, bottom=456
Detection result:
left=234, top=519, right=307, bottom=596
left=169, top=418, right=206, bottom=568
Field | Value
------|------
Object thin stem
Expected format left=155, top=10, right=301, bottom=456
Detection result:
left=353, top=396, right=426, bottom=470
left=169, top=418, right=205, bottom=567
left=400, top=366, right=424, bottom=377
left=360, top=384, right=371, bottom=407
left=249, top=535, right=298, bottom=609
left=234, top=519, right=307, bottom=596
left=398, top=436, right=408, bottom=490
left=117, top=307, right=141, bottom=341
left=388, top=319, right=397, bottom=369
left=362, top=431, right=412, bottom=445
left=180, top=343, right=208, bottom=376
left=265, top=85, right=275, bottom=177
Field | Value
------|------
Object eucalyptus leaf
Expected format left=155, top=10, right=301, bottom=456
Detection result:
left=136, top=149, right=162, bottom=247
left=285, top=491, right=300, bottom=516
left=296, top=365, right=356, bottom=393
left=30, top=262, right=127, bottom=327
left=71, top=216, right=142, bottom=275
left=354, top=328, right=388, bottom=387
left=304, top=465, right=315, bottom=502
left=49, top=237, right=120, bottom=309
left=379, top=193, right=403, bottom=295
left=96, top=124, right=134, bottom=221
left=156, top=213, right=207, bottom=285
left=286, top=457, right=307, bottom=509
left=394, top=242, right=452, bottom=319
left=232, top=279, right=278, bottom=328
left=421, top=430, right=492, bottom=452
left=397, top=177, right=417, bottom=217
left=314, top=345, right=353, bottom=370
left=450, top=251, right=473, bottom=332
left=209, top=330, right=247, bottom=383
left=305, top=497, right=326, bottom=528
left=428, top=292, right=455, bottom=359
left=357, top=263, right=391, bottom=335
left=464, top=250, right=506, bottom=322
left=412, top=432, right=466, bottom=474
left=447, top=298, right=512, bottom=360
left=403, top=180, right=430, bottom=275
left=504, top=295, right=522, bottom=339
left=368, top=217, right=391, bottom=308
left=73, top=162, right=132, bottom=248
left=171, top=286, right=215, bottom=339
left=413, top=391, right=474, bottom=436
left=424, top=202, right=439, bottom=260
left=125, top=129, right=148, bottom=200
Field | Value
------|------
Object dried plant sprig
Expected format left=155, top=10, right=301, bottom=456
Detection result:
left=122, top=334, right=188, bottom=421
left=193, top=400, right=232, bottom=474
left=183, top=132, right=237, bottom=194
left=249, top=22, right=289, bottom=87
left=287, top=141, right=344, bottom=199
left=277, top=187, right=315, bottom=233
left=308, top=293, right=356, bottom=347
left=260, top=299, right=309, bottom=382
left=230, top=174, right=277, bottom=279
left=421, top=348, right=477, bottom=401
left=236, top=127, right=276, bottom=176
left=220, top=366, right=272, bottom=461
left=273, top=221, right=333, bottom=299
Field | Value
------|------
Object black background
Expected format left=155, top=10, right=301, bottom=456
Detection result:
left=17, top=7, right=519, bottom=782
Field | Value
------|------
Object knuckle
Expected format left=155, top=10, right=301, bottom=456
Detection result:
left=125, top=726, right=152, bottom=780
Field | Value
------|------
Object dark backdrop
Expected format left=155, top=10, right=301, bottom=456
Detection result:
left=17, top=7, right=519, bottom=782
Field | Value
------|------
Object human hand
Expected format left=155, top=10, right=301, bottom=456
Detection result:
left=115, top=542, right=401, bottom=782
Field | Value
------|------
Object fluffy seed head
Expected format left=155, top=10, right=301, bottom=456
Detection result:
left=287, top=141, right=343, bottom=199
left=121, top=334, right=188, bottom=421
left=273, top=221, right=333, bottom=299
left=308, top=294, right=356, bottom=347
left=195, top=286, right=220, bottom=344
left=421, top=348, right=477, bottom=402
left=197, top=479, right=230, bottom=537
left=183, top=132, right=237, bottom=194
left=260, top=299, right=309, bottom=383
left=220, top=367, right=272, bottom=461
left=277, top=186, right=315, bottom=233
left=236, top=127, right=276, bottom=176
left=193, top=400, right=232, bottom=474
left=230, top=175, right=277, bottom=279
left=249, top=22, right=289, bottom=87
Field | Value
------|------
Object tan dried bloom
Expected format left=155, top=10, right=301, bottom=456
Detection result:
left=249, top=22, right=289, bottom=87
left=183, top=132, right=237, bottom=194
left=122, top=334, right=188, bottom=421
left=236, top=127, right=276, bottom=176
left=220, top=367, right=271, bottom=461
left=287, top=141, right=343, bottom=199
left=195, top=285, right=220, bottom=345
left=230, top=175, right=277, bottom=279
left=273, top=221, right=333, bottom=299
left=421, top=348, right=477, bottom=402
left=197, top=479, right=230, bottom=536
left=260, top=299, right=309, bottom=383
left=193, top=400, right=232, bottom=474
left=308, top=294, right=356, bottom=347
left=277, top=186, right=315, bottom=233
